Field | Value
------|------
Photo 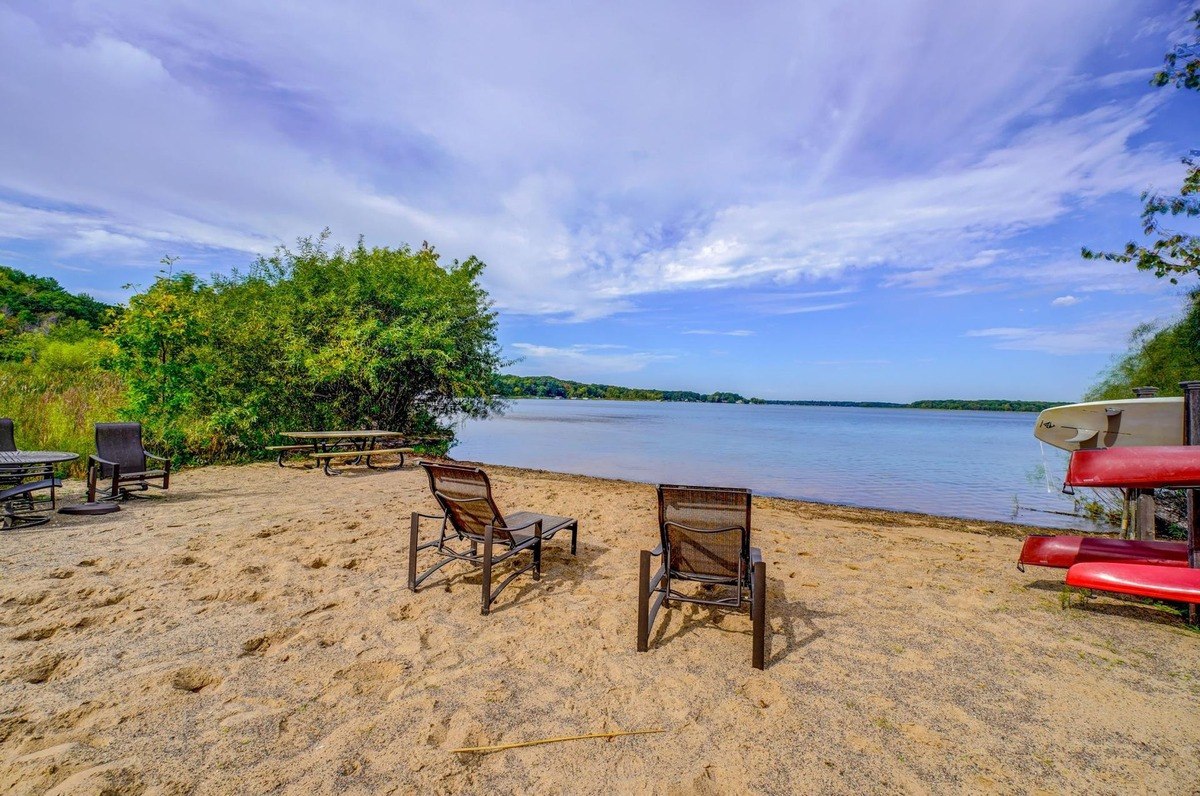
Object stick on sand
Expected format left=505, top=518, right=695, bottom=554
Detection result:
left=451, top=728, right=663, bottom=754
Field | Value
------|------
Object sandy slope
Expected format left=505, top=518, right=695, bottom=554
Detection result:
left=0, top=461, right=1198, bottom=795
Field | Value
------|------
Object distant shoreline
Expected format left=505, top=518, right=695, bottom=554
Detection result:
left=498, top=395, right=1063, bottom=413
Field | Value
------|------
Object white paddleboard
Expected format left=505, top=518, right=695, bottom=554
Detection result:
left=1034, top=397, right=1184, bottom=451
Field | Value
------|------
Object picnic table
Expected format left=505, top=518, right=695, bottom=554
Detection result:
left=269, top=430, right=433, bottom=475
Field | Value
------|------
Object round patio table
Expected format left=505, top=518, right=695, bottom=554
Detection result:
left=0, top=450, right=79, bottom=467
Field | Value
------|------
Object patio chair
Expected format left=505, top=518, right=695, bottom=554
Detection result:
left=87, top=422, right=170, bottom=502
left=0, top=418, right=15, bottom=452
left=409, top=461, right=579, bottom=615
left=637, top=484, right=768, bottom=669
left=0, top=463, right=61, bottom=529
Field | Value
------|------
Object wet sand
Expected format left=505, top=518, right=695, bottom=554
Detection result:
left=1, top=461, right=1198, bottom=794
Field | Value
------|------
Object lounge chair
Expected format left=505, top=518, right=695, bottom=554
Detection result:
left=637, top=484, right=768, bottom=669
left=408, top=461, right=578, bottom=614
left=87, top=422, right=170, bottom=501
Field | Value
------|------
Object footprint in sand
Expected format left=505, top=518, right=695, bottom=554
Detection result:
left=19, top=652, right=75, bottom=684
left=168, top=667, right=222, bottom=693
left=11, top=624, right=61, bottom=641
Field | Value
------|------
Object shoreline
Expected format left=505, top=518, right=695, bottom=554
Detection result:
left=445, top=457, right=1092, bottom=538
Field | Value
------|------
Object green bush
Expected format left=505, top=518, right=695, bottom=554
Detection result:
left=108, top=235, right=504, bottom=462
left=0, top=336, right=125, bottom=476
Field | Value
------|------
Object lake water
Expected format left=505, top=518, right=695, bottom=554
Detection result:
left=450, top=400, right=1096, bottom=530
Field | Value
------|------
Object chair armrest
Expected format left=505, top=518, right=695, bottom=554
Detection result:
left=88, top=454, right=118, bottom=468
left=750, top=547, right=764, bottom=566
left=411, top=511, right=445, bottom=522
left=144, top=451, right=171, bottom=472
left=649, top=544, right=663, bottom=556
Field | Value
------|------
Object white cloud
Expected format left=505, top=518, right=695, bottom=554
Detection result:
left=509, top=343, right=673, bottom=377
left=1052, top=295, right=1081, bottom=307
left=965, top=315, right=1146, bottom=355
left=0, top=1, right=1179, bottom=319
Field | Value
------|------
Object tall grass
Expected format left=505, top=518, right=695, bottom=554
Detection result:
left=0, top=343, right=127, bottom=477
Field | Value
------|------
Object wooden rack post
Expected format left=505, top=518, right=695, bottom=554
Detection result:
left=1181, top=380, right=1200, bottom=626
left=1132, top=386, right=1160, bottom=540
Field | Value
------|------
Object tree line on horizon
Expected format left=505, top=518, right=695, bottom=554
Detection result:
left=492, top=375, right=1064, bottom=412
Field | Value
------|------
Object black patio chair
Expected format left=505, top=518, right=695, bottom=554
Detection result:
left=409, top=461, right=579, bottom=614
left=87, top=422, right=170, bottom=502
left=1, top=462, right=61, bottom=529
left=637, top=484, right=768, bottom=669
left=0, top=418, right=16, bottom=453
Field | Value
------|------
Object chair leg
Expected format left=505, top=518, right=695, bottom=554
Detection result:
left=87, top=464, right=96, bottom=503
left=407, top=512, right=420, bottom=591
left=752, top=560, right=767, bottom=670
left=570, top=522, right=578, bottom=555
left=637, top=550, right=651, bottom=652
left=481, top=525, right=494, bottom=615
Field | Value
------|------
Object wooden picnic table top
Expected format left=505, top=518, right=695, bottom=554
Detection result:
left=279, top=430, right=401, bottom=440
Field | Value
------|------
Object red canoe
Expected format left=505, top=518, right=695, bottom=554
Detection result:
left=1066, top=562, right=1200, bottom=604
left=1018, top=535, right=1187, bottom=570
left=1065, top=446, right=1200, bottom=489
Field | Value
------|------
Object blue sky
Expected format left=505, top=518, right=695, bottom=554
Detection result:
left=2, top=1, right=1198, bottom=401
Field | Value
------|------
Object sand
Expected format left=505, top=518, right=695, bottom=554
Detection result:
left=1, top=460, right=1198, bottom=795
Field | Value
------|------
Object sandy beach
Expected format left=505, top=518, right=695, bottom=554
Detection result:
left=1, top=460, right=1199, bottom=795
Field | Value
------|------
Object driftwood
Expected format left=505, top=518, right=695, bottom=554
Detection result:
left=451, top=728, right=663, bottom=754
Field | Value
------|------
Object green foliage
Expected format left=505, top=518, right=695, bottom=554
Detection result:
left=907, top=399, right=1065, bottom=412
left=109, top=234, right=504, bottom=461
left=0, top=266, right=122, bottom=471
left=1082, top=10, right=1200, bottom=283
left=0, top=333, right=124, bottom=475
left=1085, top=291, right=1200, bottom=400
left=0, top=265, right=115, bottom=356
left=492, top=375, right=754, bottom=403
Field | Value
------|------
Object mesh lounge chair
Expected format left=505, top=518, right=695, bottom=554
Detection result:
left=87, top=422, right=170, bottom=502
left=409, top=461, right=579, bottom=615
left=637, top=484, right=768, bottom=669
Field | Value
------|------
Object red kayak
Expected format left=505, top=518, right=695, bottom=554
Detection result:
left=1065, top=446, right=1200, bottom=489
left=1066, top=562, right=1200, bottom=604
left=1018, top=535, right=1187, bottom=571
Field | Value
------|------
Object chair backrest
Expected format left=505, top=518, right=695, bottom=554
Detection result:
left=95, top=422, right=146, bottom=477
left=420, top=461, right=512, bottom=542
left=657, top=484, right=752, bottom=580
left=0, top=419, right=15, bottom=452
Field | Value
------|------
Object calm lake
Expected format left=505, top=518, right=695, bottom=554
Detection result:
left=451, top=400, right=1096, bottom=530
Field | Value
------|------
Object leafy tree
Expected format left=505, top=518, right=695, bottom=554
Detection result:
left=1082, top=10, right=1200, bottom=282
left=108, top=235, right=504, bottom=461
left=1085, top=290, right=1200, bottom=400
left=0, top=266, right=114, bottom=355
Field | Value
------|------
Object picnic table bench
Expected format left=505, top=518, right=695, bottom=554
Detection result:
left=269, top=431, right=445, bottom=475
left=310, top=447, right=415, bottom=475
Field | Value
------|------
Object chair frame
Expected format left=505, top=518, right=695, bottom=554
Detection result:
left=637, top=484, right=767, bottom=669
left=408, top=462, right=577, bottom=614
left=86, top=423, right=171, bottom=502
left=0, top=463, right=61, bottom=529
